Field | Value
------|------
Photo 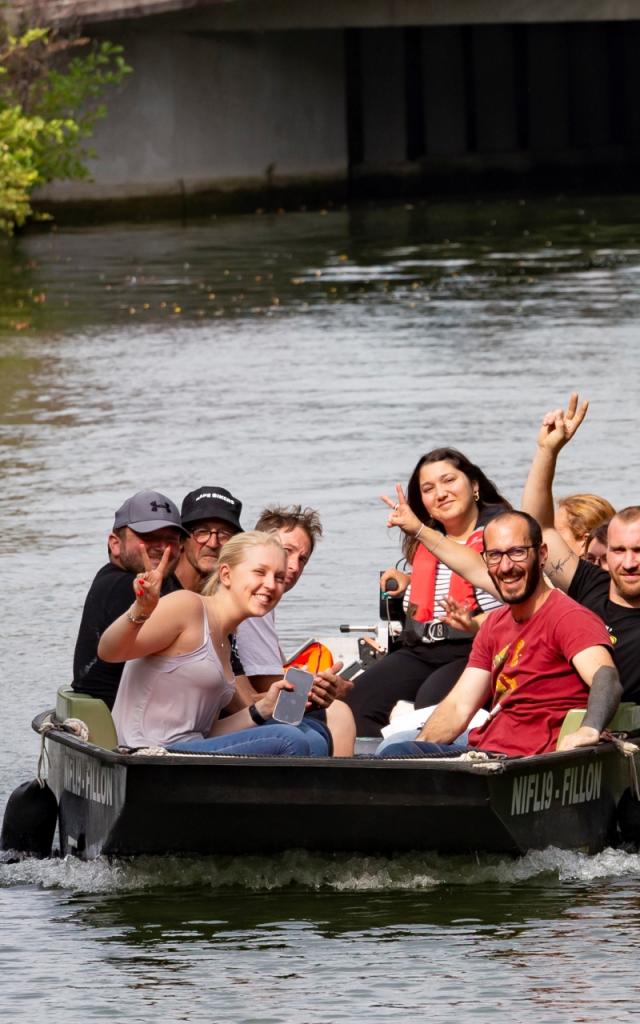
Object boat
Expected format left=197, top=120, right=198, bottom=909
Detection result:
left=26, top=685, right=640, bottom=860
left=10, top=603, right=640, bottom=860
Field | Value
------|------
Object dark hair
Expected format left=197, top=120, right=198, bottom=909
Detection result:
left=403, top=447, right=510, bottom=561
left=484, top=510, right=543, bottom=548
left=586, top=520, right=610, bottom=549
left=255, top=504, right=323, bottom=553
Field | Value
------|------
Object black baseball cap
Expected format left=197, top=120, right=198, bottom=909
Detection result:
left=113, top=490, right=187, bottom=534
left=181, top=486, right=243, bottom=533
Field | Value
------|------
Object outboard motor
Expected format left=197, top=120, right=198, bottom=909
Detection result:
left=1, top=780, right=58, bottom=859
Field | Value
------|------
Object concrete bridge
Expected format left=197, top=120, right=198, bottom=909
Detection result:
left=10, top=0, right=640, bottom=218
left=11, top=1, right=640, bottom=28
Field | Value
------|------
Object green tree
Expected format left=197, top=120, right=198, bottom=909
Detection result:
left=0, top=18, right=131, bottom=234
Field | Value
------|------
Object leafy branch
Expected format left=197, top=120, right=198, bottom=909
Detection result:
left=0, top=15, right=131, bottom=233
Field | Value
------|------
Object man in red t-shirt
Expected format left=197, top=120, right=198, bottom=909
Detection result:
left=380, top=511, right=621, bottom=759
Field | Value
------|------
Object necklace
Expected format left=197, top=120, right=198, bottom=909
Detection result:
left=204, top=600, right=228, bottom=652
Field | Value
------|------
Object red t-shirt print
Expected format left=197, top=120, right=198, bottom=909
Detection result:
left=466, top=590, right=612, bottom=757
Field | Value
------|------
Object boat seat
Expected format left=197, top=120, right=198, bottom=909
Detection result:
left=556, top=702, right=640, bottom=749
left=55, top=687, right=118, bottom=750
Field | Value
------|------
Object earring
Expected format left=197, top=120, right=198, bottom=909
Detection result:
left=474, top=491, right=479, bottom=502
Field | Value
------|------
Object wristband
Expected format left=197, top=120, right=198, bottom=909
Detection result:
left=248, top=703, right=267, bottom=726
left=127, top=608, right=149, bottom=625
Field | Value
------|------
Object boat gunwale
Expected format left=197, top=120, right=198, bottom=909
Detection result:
left=33, top=709, right=627, bottom=775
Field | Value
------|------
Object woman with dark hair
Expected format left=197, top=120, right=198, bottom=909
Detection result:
left=585, top=520, right=610, bottom=572
left=344, top=448, right=510, bottom=737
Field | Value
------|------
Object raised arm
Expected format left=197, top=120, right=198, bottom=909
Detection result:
left=416, top=666, right=492, bottom=742
left=98, top=546, right=190, bottom=662
left=521, top=392, right=588, bottom=592
left=381, top=484, right=497, bottom=596
left=521, top=391, right=588, bottom=528
left=557, top=647, right=622, bottom=751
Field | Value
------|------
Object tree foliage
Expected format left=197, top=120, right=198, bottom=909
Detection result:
left=0, top=16, right=131, bottom=233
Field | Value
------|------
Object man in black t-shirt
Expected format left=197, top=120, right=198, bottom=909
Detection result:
left=72, top=489, right=187, bottom=709
left=521, top=394, right=640, bottom=701
left=566, top=553, right=640, bottom=700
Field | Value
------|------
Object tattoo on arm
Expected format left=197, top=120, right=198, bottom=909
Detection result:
left=547, top=554, right=574, bottom=578
left=582, top=665, right=623, bottom=732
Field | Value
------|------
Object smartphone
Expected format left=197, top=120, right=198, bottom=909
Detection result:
left=272, top=667, right=314, bottom=726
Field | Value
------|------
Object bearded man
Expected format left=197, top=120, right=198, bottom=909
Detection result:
left=379, top=511, right=621, bottom=759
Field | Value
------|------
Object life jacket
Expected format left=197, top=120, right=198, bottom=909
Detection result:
left=409, top=527, right=485, bottom=623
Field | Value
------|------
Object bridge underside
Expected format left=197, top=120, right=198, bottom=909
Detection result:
left=11, top=1, right=640, bottom=29
left=15, top=1, right=640, bottom=220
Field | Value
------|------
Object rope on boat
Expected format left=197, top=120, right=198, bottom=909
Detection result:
left=35, top=715, right=54, bottom=785
left=458, top=751, right=505, bottom=772
left=383, top=751, right=505, bottom=771
left=36, top=712, right=90, bottom=781
left=37, top=714, right=90, bottom=742
left=127, top=748, right=279, bottom=758
left=607, top=733, right=640, bottom=800
left=61, top=718, right=90, bottom=742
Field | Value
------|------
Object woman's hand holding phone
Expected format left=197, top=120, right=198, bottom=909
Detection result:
left=272, top=668, right=315, bottom=725
left=255, top=679, right=295, bottom=722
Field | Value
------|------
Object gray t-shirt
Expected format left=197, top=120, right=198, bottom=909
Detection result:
left=235, top=610, right=283, bottom=676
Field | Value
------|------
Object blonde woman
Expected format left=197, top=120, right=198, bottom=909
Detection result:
left=99, top=531, right=329, bottom=755
left=554, top=493, right=615, bottom=557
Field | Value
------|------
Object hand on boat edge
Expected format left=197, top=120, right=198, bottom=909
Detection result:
left=556, top=724, right=600, bottom=752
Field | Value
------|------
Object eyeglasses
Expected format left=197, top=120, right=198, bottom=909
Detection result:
left=191, top=526, right=234, bottom=545
left=482, top=545, right=538, bottom=566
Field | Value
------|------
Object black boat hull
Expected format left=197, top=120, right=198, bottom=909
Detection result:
left=34, top=712, right=635, bottom=859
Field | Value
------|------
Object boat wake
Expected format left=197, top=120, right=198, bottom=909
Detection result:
left=2, top=845, right=640, bottom=893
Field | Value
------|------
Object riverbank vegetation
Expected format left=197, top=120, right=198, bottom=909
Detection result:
left=0, top=11, right=130, bottom=235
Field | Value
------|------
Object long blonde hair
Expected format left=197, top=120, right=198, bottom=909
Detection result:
left=200, top=530, right=285, bottom=596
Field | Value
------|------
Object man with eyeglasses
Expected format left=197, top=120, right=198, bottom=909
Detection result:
left=72, top=489, right=186, bottom=709
left=522, top=393, right=640, bottom=705
left=380, top=510, right=621, bottom=760
left=176, top=486, right=243, bottom=592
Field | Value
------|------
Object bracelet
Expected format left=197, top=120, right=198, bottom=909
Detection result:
left=415, top=524, right=425, bottom=541
left=127, top=608, right=149, bottom=625
left=248, top=703, right=267, bottom=726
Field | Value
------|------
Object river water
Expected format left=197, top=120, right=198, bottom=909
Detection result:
left=2, top=194, right=640, bottom=1022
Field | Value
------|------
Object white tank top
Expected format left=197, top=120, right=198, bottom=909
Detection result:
left=112, top=601, right=236, bottom=747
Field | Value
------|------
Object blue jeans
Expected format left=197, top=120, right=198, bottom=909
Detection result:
left=376, top=728, right=473, bottom=756
left=166, top=721, right=329, bottom=757
left=377, top=739, right=471, bottom=758
left=297, top=717, right=331, bottom=756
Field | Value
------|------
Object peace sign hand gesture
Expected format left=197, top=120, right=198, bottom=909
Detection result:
left=537, top=392, right=589, bottom=455
left=380, top=483, right=423, bottom=537
left=131, top=545, right=172, bottom=619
